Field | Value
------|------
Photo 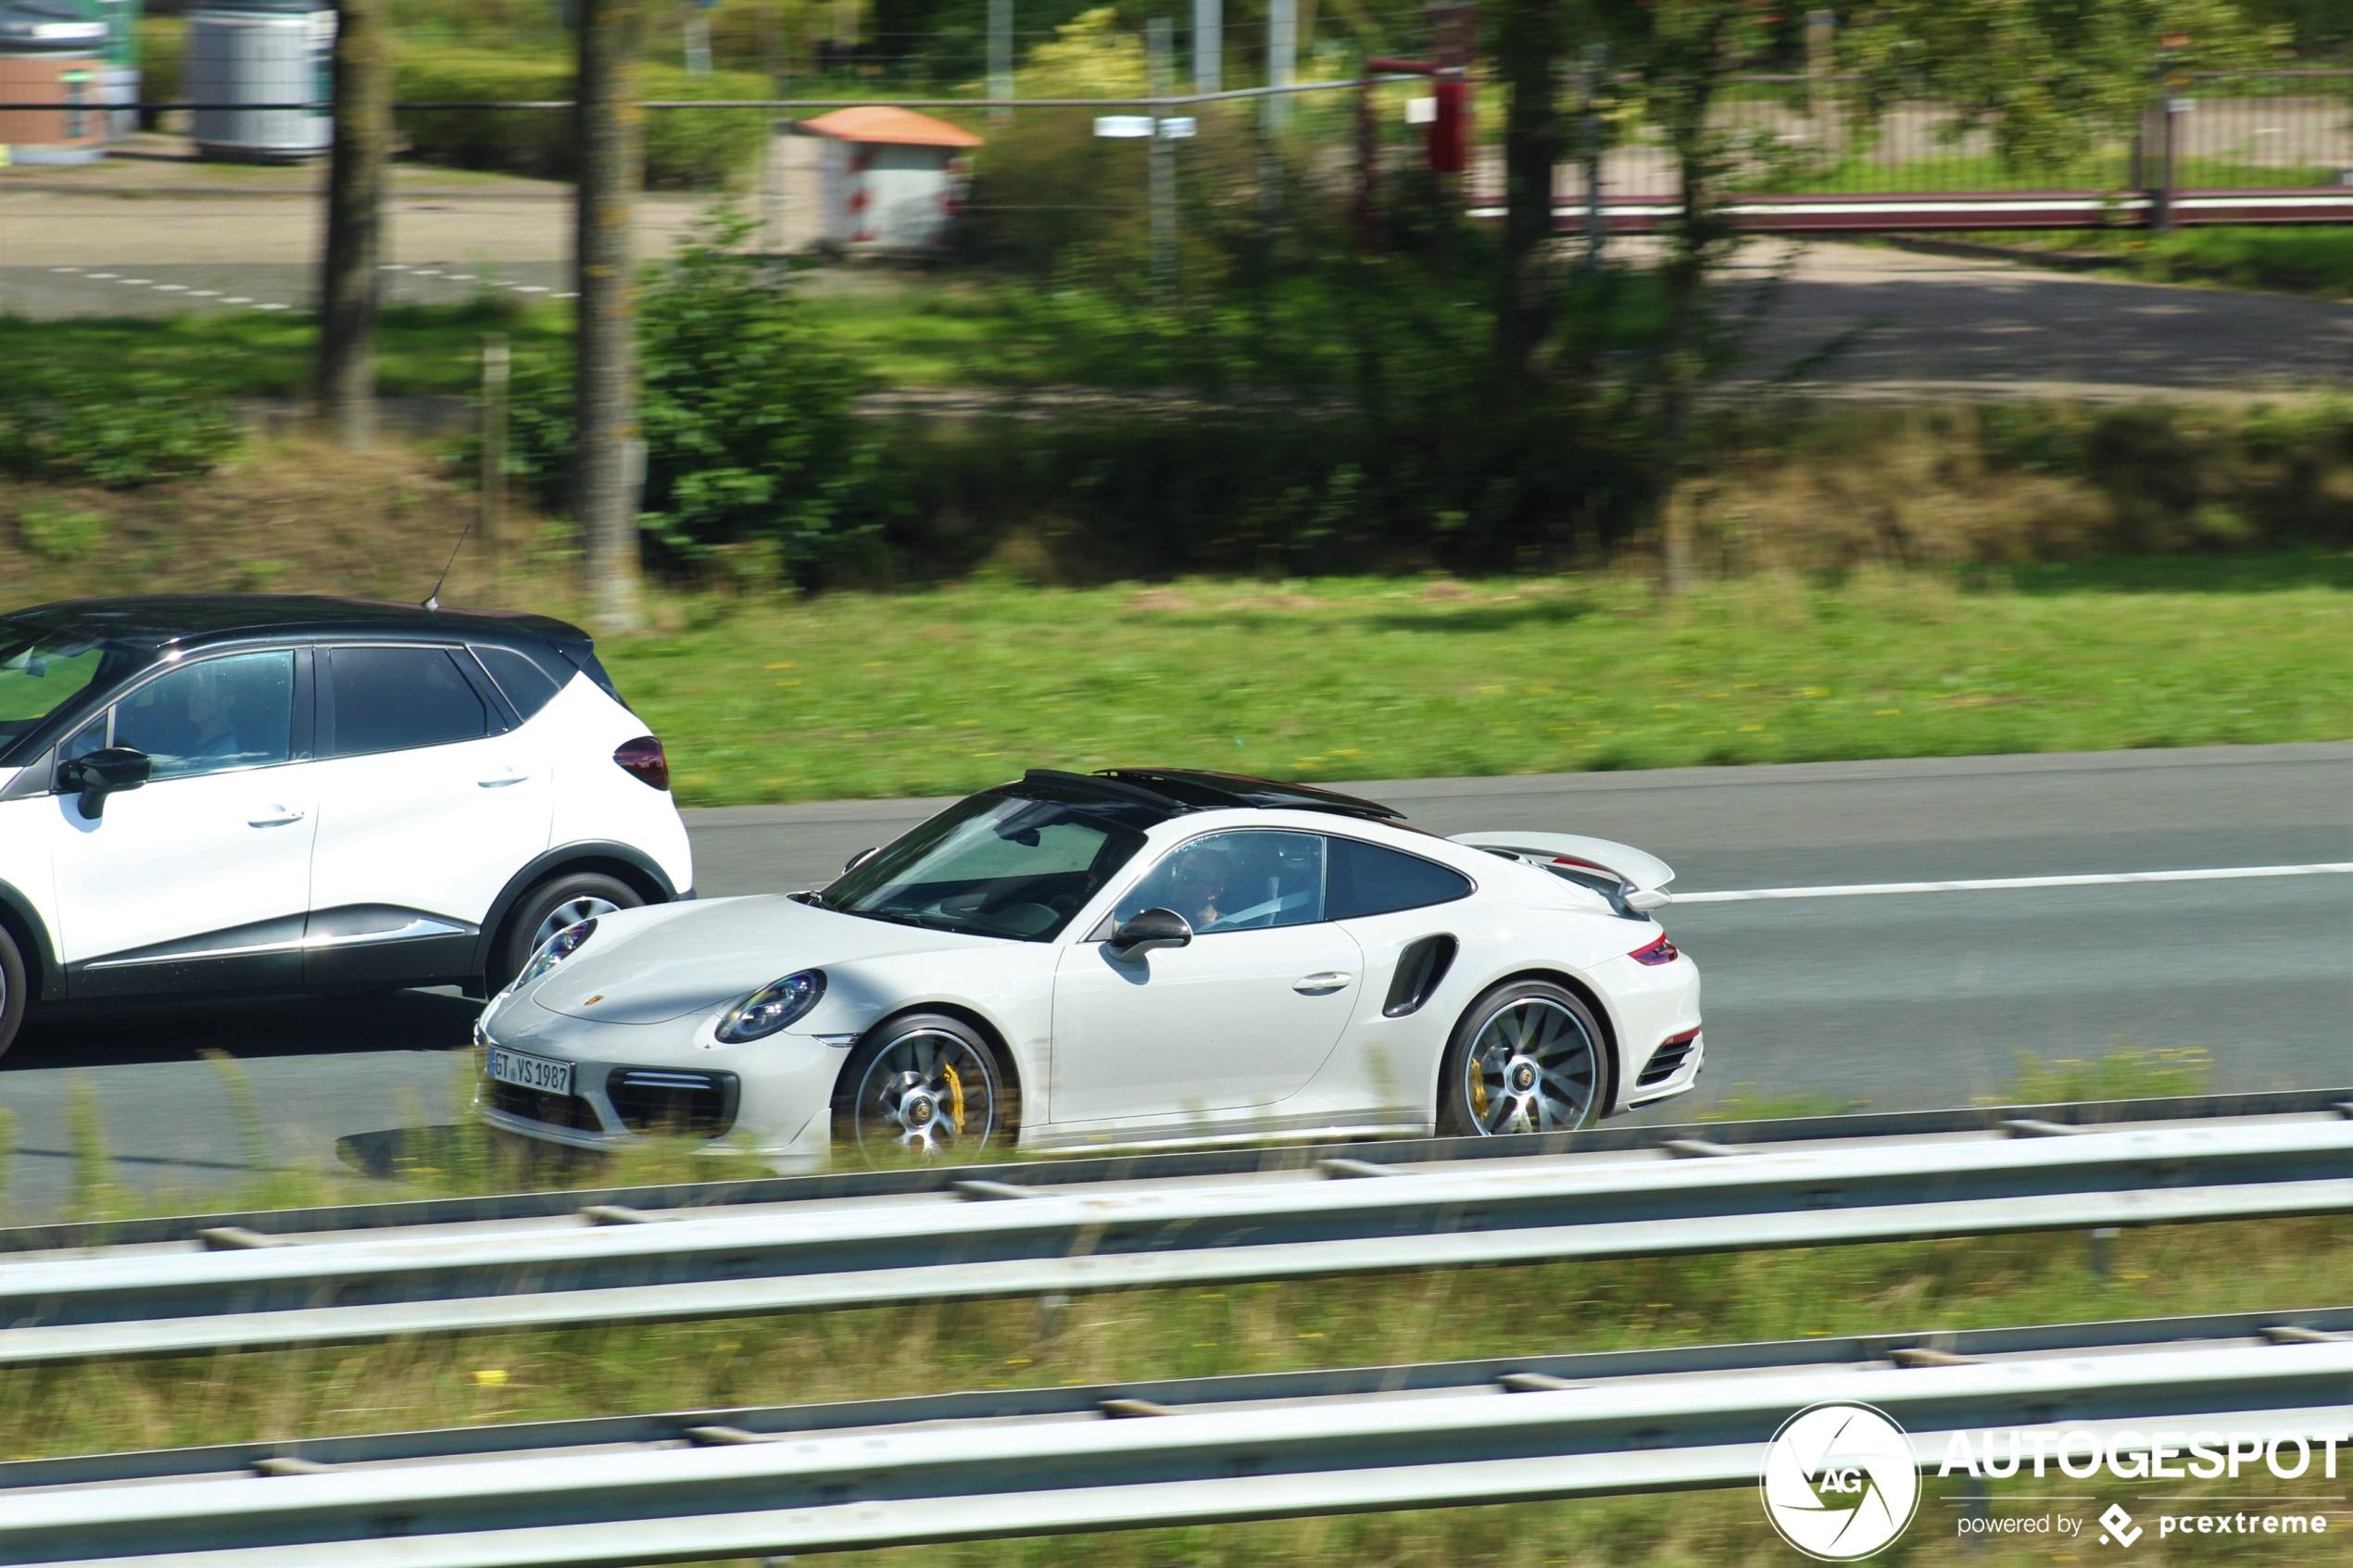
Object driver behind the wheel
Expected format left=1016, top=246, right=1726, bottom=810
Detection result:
left=1162, top=841, right=1234, bottom=930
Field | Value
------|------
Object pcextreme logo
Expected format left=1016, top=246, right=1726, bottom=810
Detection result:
left=1759, top=1402, right=1923, bottom=1561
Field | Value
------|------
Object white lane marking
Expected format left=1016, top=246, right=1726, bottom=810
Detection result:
left=119, top=277, right=152, bottom=284
left=87, top=272, right=117, bottom=279
left=49, top=266, right=80, bottom=272
left=1675, top=862, right=2353, bottom=905
left=153, top=283, right=186, bottom=292
left=222, top=296, right=251, bottom=304
left=188, top=290, right=220, bottom=297
left=254, top=302, right=289, bottom=310
left=447, top=272, right=475, bottom=281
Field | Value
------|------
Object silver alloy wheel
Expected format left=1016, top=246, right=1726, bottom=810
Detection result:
left=1462, top=997, right=1600, bottom=1134
left=850, top=1026, right=1000, bottom=1160
left=531, top=895, right=621, bottom=952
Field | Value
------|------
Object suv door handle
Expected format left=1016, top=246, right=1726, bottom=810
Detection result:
left=247, top=806, right=307, bottom=827
left=1294, top=972, right=1353, bottom=994
left=477, top=769, right=529, bottom=788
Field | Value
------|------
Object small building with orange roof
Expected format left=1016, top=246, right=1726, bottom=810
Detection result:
left=796, top=105, right=984, bottom=256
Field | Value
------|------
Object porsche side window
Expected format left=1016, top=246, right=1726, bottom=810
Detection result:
left=1117, top=831, right=1326, bottom=934
left=111, top=651, right=297, bottom=781
left=1326, top=835, right=1474, bottom=920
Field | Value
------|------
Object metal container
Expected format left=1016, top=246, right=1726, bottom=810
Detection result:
left=185, top=0, right=332, bottom=162
left=0, top=0, right=109, bottom=165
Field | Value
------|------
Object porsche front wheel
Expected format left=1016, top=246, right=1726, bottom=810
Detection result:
left=1438, top=981, right=1608, bottom=1136
left=833, top=1012, right=1010, bottom=1166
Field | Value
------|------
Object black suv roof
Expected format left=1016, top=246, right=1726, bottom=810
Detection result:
left=1023, top=768, right=1403, bottom=822
left=3, top=595, right=590, bottom=654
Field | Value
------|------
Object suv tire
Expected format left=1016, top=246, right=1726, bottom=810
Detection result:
left=0, top=923, right=23, bottom=1063
left=493, top=872, right=644, bottom=992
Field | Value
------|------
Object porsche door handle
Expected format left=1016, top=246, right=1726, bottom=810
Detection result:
left=477, top=770, right=530, bottom=788
left=1293, top=972, right=1353, bottom=995
left=247, top=806, right=307, bottom=827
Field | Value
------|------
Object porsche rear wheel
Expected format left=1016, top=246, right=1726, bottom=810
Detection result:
left=1438, top=981, right=1608, bottom=1136
left=833, top=1012, right=1009, bottom=1166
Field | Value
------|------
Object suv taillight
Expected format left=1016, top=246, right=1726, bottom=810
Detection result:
left=614, top=735, right=670, bottom=792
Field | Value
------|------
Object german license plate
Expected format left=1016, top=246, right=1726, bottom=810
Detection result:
left=487, top=1046, right=574, bottom=1097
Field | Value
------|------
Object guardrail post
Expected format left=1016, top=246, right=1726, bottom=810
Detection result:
left=2088, top=1225, right=2120, bottom=1276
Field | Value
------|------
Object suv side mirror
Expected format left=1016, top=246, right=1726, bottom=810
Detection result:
left=59, top=746, right=152, bottom=819
left=1105, top=907, right=1192, bottom=960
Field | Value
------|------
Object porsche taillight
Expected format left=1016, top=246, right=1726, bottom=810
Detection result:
left=1629, top=934, right=1680, bottom=966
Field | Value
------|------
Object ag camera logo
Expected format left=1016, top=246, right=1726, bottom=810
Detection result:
left=1760, top=1402, right=1922, bottom=1560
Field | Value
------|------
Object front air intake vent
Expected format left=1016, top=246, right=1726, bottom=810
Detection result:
left=1382, top=935, right=1459, bottom=1018
left=487, top=1079, right=604, bottom=1132
left=607, top=1069, right=740, bottom=1137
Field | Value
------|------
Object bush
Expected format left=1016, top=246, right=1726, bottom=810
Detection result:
left=394, top=46, right=772, bottom=190
left=0, top=375, right=242, bottom=489
left=497, top=211, right=882, bottom=586
left=13, top=501, right=107, bottom=561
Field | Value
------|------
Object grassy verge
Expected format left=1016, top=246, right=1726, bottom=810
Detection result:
left=0, top=299, right=573, bottom=401
left=600, top=559, right=2353, bottom=806
left=1961, top=226, right=2353, bottom=300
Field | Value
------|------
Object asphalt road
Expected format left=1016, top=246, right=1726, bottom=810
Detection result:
left=2, top=743, right=2347, bottom=1223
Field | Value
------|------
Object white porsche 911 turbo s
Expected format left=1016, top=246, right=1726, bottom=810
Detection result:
left=475, top=768, right=1702, bottom=1168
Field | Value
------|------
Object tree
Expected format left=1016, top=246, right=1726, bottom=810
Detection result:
left=1839, top=0, right=2283, bottom=176
left=318, top=0, right=391, bottom=452
left=575, top=0, right=649, bottom=634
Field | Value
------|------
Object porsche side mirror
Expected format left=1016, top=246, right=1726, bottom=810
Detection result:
left=844, top=846, right=880, bottom=874
left=1106, top=907, right=1192, bottom=960
left=58, top=746, right=151, bottom=819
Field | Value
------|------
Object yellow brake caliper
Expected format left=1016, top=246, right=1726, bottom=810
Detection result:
left=1469, top=1055, right=1489, bottom=1121
left=943, top=1062, right=966, bottom=1134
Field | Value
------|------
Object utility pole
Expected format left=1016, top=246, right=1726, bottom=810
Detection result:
left=576, top=0, right=647, bottom=635
left=1149, top=16, right=1176, bottom=294
left=988, top=0, right=1012, bottom=119
left=1192, top=0, right=1219, bottom=95
left=317, top=0, right=388, bottom=452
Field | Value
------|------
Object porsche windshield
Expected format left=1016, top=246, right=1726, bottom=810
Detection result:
left=0, top=627, right=139, bottom=749
left=823, top=786, right=1164, bottom=941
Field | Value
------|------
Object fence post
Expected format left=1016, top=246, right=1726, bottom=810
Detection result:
left=988, top=0, right=1012, bottom=120
left=1193, top=0, right=1221, bottom=95
left=575, top=0, right=647, bottom=635
left=2151, top=35, right=2185, bottom=233
left=1149, top=17, right=1177, bottom=293
left=1579, top=43, right=1607, bottom=273
left=480, top=333, right=510, bottom=596
left=1266, top=0, right=1295, bottom=134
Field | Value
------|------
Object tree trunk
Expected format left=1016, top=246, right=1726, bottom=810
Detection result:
left=575, top=0, right=648, bottom=635
left=1494, top=0, right=1565, bottom=384
left=317, top=0, right=390, bottom=452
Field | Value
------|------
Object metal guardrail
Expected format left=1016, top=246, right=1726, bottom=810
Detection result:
left=9, top=1085, right=2345, bottom=1257
left=3, top=1108, right=2347, bottom=1366
left=5, top=1306, right=2348, bottom=1566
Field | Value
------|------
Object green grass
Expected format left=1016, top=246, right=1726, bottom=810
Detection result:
left=0, top=298, right=573, bottom=401
left=1962, top=225, right=2353, bottom=299
left=597, top=558, right=2353, bottom=807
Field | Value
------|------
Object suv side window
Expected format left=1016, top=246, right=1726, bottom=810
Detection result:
left=1326, top=834, right=1474, bottom=921
left=472, top=645, right=565, bottom=721
left=1115, top=830, right=1326, bottom=933
left=110, top=651, right=296, bottom=781
left=323, top=646, right=489, bottom=758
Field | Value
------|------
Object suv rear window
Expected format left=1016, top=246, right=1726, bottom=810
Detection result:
left=324, top=646, right=490, bottom=757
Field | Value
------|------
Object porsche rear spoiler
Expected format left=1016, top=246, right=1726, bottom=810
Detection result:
left=1450, top=832, right=1676, bottom=913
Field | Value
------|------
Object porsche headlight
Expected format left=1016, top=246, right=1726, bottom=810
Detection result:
left=715, top=969, right=826, bottom=1043
left=510, top=918, right=598, bottom=994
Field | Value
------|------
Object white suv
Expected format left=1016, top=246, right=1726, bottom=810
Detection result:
left=0, top=595, right=694, bottom=1059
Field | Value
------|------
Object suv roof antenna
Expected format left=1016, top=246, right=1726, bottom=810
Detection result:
left=422, top=515, right=478, bottom=612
